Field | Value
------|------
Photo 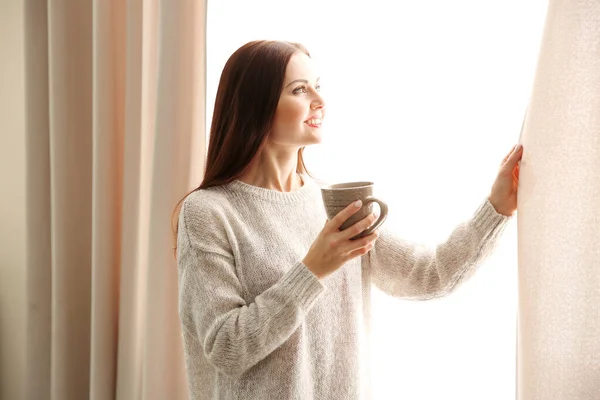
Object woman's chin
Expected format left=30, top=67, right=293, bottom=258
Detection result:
left=305, top=132, right=323, bottom=145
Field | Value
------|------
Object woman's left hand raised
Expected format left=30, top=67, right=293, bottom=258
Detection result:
left=488, top=144, right=523, bottom=217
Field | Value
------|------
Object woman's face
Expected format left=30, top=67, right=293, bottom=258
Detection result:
left=269, top=52, right=325, bottom=149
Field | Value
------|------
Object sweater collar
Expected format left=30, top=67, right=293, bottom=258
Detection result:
left=227, top=174, right=320, bottom=204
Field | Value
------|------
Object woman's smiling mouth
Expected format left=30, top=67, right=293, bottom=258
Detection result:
left=304, top=117, right=322, bottom=127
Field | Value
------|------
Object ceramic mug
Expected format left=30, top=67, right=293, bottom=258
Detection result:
left=321, top=181, right=388, bottom=240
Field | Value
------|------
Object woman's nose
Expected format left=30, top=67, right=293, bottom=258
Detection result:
left=311, top=95, right=325, bottom=110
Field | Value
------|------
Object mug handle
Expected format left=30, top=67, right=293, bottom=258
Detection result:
left=362, top=196, right=388, bottom=236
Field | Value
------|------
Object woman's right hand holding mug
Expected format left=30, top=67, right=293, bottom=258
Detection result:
left=303, top=200, right=379, bottom=280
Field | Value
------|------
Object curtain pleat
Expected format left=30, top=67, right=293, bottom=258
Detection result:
left=90, top=0, right=127, bottom=398
left=24, top=1, right=52, bottom=398
left=115, top=0, right=159, bottom=398
left=47, top=1, right=94, bottom=399
left=141, top=1, right=207, bottom=398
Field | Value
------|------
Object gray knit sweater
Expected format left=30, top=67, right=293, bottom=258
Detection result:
left=176, top=175, right=510, bottom=400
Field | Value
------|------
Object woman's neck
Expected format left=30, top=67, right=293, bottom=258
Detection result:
left=237, top=149, right=304, bottom=192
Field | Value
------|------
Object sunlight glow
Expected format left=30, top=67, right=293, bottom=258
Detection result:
left=207, top=2, right=548, bottom=398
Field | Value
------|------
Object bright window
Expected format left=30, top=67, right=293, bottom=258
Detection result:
left=207, top=1, right=547, bottom=398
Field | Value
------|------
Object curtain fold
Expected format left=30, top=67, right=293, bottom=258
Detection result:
left=141, top=0, right=206, bottom=398
left=47, top=2, right=94, bottom=398
left=517, top=0, right=600, bottom=398
left=24, top=1, right=207, bottom=398
left=24, top=1, right=52, bottom=398
left=115, top=1, right=158, bottom=398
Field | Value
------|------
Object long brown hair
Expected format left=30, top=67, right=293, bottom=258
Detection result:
left=172, top=40, right=313, bottom=253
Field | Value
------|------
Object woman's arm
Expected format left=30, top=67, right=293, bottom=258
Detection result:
left=363, top=198, right=510, bottom=300
left=177, top=200, right=325, bottom=378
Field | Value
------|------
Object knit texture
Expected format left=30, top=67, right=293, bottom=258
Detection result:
left=176, top=175, right=510, bottom=399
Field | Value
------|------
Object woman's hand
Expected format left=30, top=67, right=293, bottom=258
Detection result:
left=489, top=144, right=523, bottom=217
left=303, top=200, right=379, bottom=279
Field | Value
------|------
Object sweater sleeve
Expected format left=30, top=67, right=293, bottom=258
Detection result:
left=177, top=198, right=326, bottom=378
left=364, top=197, right=510, bottom=300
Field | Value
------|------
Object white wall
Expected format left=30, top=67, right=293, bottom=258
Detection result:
left=0, top=0, right=27, bottom=399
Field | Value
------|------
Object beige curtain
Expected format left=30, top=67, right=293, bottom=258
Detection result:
left=517, top=0, right=600, bottom=398
left=23, top=1, right=207, bottom=399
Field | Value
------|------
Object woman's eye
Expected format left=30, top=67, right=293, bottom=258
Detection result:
left=292, top=84, right=320, bottom=94
left=293, top=86, right=307, bottom=94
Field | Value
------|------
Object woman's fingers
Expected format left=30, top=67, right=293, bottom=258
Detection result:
left=345, top=231, right=379, bottom=258
left=338, top=212, right=377, bottom=241
left=502, top=144, right=523, bottom=172
left=500, top=144, right=521, bottom=168
left=344, top=229, right=379, bottom=252
left=501, top=144, right=517, bottom=165
left=347, top=244, right=374, bottom=259
left=327, top=200, right=363, bottom=232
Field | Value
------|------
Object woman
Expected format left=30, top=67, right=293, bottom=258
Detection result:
left=175, top=40, right=522, bottom=400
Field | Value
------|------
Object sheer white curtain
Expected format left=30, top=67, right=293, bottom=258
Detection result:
left=207, top=1, right=546, bottom=398
left=517, top=0, right=600, bottom=397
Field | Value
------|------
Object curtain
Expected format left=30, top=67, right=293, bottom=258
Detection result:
left=517, top=0, right=600, bottom=398
left=23, top=1, right=207, bottom=399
